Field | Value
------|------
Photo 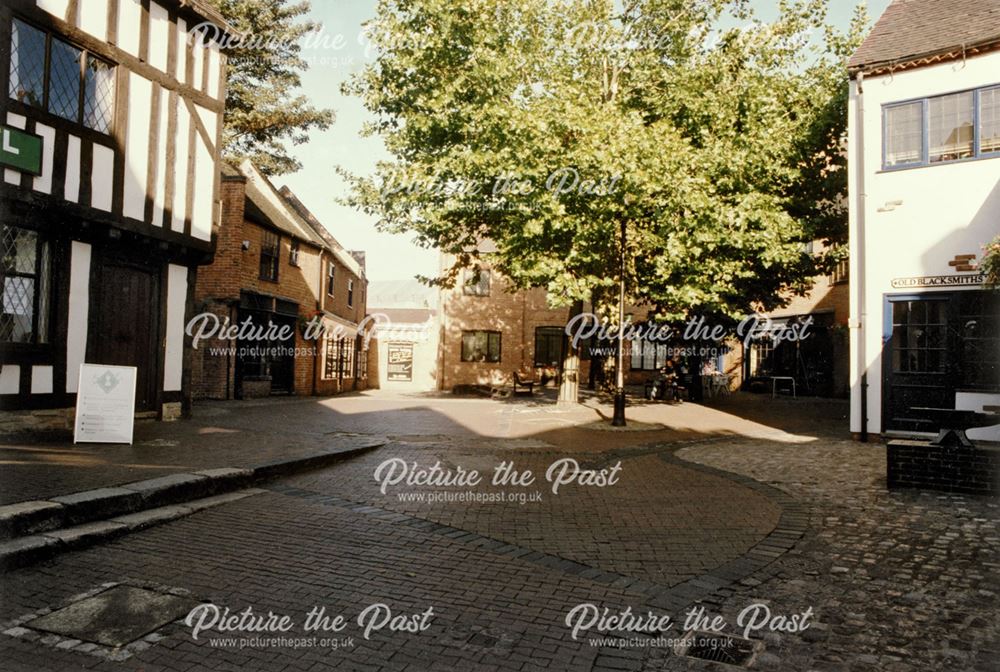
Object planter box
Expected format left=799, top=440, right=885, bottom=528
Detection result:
left=887, top=439, right=1000, bottom=495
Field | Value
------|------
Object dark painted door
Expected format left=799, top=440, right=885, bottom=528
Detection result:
left=266, top=314, right=296, bottom=393
left=236, top=310, right=295, bottom=394
left=884, top=296, right=954, bottom=432
left=90, top=262, right=161, bottom=412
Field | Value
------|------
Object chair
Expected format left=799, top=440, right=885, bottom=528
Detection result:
left=513, top=370, right=537, bottom=395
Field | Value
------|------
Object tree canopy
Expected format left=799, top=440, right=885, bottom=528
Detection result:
left=343, top=0, right=868, bottom=320
left=209, top=0, right=335, bottom=175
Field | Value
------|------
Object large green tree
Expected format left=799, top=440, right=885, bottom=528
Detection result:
left=209, top=0, right=334, bottom=175
left=344, top=0, right=865, bottom=311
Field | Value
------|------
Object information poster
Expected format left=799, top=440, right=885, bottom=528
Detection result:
left=73, top=364, right=137, bottom=444
left=386, top=343, right=414, bottom=382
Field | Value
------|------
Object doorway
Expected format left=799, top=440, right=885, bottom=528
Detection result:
left=89, top=260, right=162, bottom=412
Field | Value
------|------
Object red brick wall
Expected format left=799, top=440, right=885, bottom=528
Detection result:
left=320, top=253, right=367, bottom=325
left=195, top=175, right=246, bottom=304
left=193, top=175, right=371, bottom=399
left=439, top=275, right=597, bottom=390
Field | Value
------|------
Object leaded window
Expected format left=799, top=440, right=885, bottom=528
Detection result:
left=981, top=86, right=1000, bottom=155
left=884, top=84, right=1000, bottom=168
left=884, top=101, right=923, bottom=168
left=8, top=18, right=115, bottom=134
left=928, top=91, right=974, bottom=163
left=1, top=226, right=51, bottom=345
left=891, top=299, right=948, bottom=374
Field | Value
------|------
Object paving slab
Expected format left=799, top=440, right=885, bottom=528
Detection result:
left=26, top=585, right=196, bottom=648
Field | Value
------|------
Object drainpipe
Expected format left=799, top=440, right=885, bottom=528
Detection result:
left=856, top=72, right=869, bottom=442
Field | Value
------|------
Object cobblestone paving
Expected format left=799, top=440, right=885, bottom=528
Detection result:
left=0, top=491, right=620, bottom=670
left=664, top=438, right=1000, bottom=672
left=2, top=394, right=995, bottom=671
left=0, top=390, right=822, bottom=504
left=283, top=438, right=780, bottom=587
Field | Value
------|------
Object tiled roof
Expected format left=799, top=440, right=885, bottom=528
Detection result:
left=277, top=186, right=364, bottom=278
left=238, top=161, right=327, bottom=248
left=848, top=0, right=1000, bottom=72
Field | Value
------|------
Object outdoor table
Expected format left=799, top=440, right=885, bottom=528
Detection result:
left=910, top=407, right=1000, bottom=448
left=771, top=376, right=796, bottom=399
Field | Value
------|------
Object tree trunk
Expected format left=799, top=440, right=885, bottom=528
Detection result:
left=558, top=300, right=584, bottom=406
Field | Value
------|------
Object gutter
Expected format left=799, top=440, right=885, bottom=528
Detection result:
left=849, top=35, right=1000, bottom=79
left=855, top=72, right=869, bottom=442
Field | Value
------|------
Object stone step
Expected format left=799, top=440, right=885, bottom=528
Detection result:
left=0, top=469, right=253, bottom=540
left=0, top=437, right=386, bottom=543
left=0, top=490, right=266, bottom=571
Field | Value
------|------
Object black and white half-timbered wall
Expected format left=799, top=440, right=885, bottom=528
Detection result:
left=0, top=0, right=230, bottom=425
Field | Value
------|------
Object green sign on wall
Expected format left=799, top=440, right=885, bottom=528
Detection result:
left=0, top=125, right=43, bottom=176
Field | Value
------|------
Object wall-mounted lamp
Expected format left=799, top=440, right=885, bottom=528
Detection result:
left=241, top=240, right=251, bottom=251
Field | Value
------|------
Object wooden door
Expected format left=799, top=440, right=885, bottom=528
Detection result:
left=883, top=295, right=954, bottom=432
left=90, top=261, right=161, bottom=412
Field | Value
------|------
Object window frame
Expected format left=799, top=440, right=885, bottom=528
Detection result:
left=258, top=230, right=280, bottom=282
left=460, top=330, right=501, bottom=363
left=7, top=16, right=117, bottom=135
left=326, top=261, right=335, bottom=298
left=323, top=336, right=338, bottom=380
left=629, top=338, right=669, bottom=372
left=347, top=278, right=354, bottom=308
left=979, top=85, right=1000, bottom=157
left=462, top=268, right=491, bottom=296
left=1, top=224, right=53, bottom=348
left=882, top=83, right=1000, bottom=171
left=289, top=240, right=300, bottom=267
left=534, top=326, right=564, bottom=368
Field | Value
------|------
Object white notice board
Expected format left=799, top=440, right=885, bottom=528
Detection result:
left=73, top=364, right=137, bottom=444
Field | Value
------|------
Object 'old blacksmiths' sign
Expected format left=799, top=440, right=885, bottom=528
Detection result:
left=891, top=274, right=985, bottom=289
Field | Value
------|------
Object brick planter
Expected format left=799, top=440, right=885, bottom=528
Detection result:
left=887, top=439, right=1000, bottom=495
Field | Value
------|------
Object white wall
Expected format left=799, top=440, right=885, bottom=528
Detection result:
left=374, top=326, right=440, bottom=391
left=65, top=241, right=91, bottom=393
left=850, top=52, right=1000, bottom=434
left=164, top=265, right=188, bottom=392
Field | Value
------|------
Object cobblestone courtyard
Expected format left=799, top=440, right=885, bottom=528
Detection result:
left=1, top=392, right=997, bottom=671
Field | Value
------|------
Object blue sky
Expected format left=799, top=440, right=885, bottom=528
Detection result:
left=278, top=0, right=891, bottom=283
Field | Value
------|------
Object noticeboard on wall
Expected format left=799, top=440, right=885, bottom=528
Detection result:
left=387, top=343, right=414, bottom=382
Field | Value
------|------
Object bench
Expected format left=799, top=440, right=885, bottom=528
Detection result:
left=513, top=371, right=537, bottom=395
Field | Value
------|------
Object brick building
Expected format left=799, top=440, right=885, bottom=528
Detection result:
left=729, top=247, right=851, bottom=398
left=438, top=245, right=850, bottom=398
left=192, top=160, right=368, bottom=399
left=437, top=253, right=595, bottom=392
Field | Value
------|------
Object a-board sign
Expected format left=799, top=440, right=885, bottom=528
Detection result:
left=74, top=364, right=137, bottom=444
